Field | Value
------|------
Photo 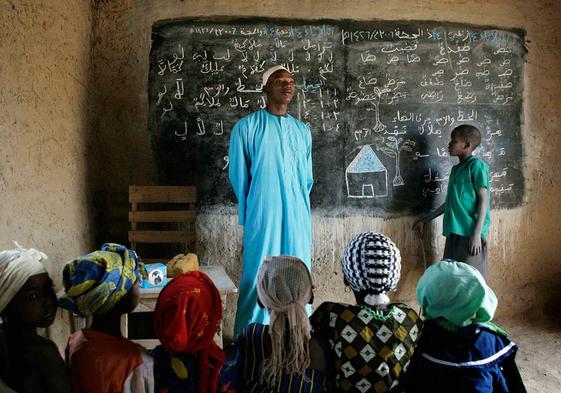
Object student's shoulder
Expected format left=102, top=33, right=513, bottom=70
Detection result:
left=468, top=323, right=518, bottom=361
left=313, top=301, right=360, bottom=317
left=434, top=321, right=511, bottom=343
left=235, top=323, right=269, bottom=350
left=245, top=321, right=266, bottom=330
left=469, top=155, right=490, bottom=170
left=390, top=303, right=422, bottom=319
left=25, top=334, right=63, bottom=362
left=239, top=322, right=268, bottom=339
left=21, top=331, right=56, bottom=347
left=476, top=322, right=511, bottom=340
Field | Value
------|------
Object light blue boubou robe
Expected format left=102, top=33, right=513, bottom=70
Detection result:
left=229, top=109, right=313, bottom=334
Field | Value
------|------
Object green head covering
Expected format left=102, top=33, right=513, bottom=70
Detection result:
left=416, top=259, right=497, bottom=327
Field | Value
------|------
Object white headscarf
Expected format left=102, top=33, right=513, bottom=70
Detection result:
left=256, top=256, right=312, bottom=384
left=0, top=242, right=48, bottom=314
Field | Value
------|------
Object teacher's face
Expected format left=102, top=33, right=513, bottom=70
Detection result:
left=265, top=70, right=296, bottom=105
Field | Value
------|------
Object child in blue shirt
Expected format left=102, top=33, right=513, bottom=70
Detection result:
left=403, top=260, right=526, bottom=393
left=414, top=124, right=491, bottom=278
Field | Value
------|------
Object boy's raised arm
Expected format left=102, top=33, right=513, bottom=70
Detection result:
left=412, top=204, right=445, bottom=237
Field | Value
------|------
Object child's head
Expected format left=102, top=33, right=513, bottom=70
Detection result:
left=59, top=243, right=143, bottom=317
left=342, top=232, right=401, bottom=307
left=256, top=256, right=313, bottom=384
left=154, top=271, right=224, bottom=393
left=416, top=259, right=497, bottom=327
left=449, top=124, right=481, bottom=156
left=0, top=243, right=56, bottom=329
left=257, top=255, right=313, bottom=309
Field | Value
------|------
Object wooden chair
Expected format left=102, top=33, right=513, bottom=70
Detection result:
left=125, top=185, right=237, bottom=348
left=65, top=186, right=236, bottom=347
left=128, top=185, right=197, bottom=263
left=125, top=185, right=196, bottom=347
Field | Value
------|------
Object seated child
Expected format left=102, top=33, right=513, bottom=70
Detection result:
left=311, top=232, right=423, bottom=393
left=152, top=270, right=225, bottom=393
left=0, top=243, right=71, bottom=393
left=60, top=243, right=153, bottom=393
left=404, top=259, right=526, bottom=393
left=221, top=256, right=328, bottom=392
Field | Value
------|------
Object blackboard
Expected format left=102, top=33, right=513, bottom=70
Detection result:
left=148, top=17, right=526, bottom=215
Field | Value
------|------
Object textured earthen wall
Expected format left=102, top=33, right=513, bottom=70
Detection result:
left=0, top=0, right=94, bottom=349
left=90, top=0, right=561, bottom=336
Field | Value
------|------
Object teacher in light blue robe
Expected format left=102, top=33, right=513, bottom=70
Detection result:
left=229, top=66, right=313, bottom=334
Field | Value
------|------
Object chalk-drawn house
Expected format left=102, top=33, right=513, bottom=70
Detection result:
left=346, top=145, right=388, bottom=198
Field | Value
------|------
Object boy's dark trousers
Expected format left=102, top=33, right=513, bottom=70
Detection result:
left=443, top=233, right=488, bottom=279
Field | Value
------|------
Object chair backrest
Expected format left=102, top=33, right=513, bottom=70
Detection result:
left=128, top=185, right=197, bottom=264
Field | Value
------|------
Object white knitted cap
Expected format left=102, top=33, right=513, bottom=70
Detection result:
left=261, top=65, right=290, bottom=89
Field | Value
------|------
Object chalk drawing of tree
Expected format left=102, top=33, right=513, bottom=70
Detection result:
left=371, top=86, right=391, bottom=132
left=378, top=136, right=415, bottom=186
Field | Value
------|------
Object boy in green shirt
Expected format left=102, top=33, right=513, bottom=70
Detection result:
left=413, top=125, right=491, bottom=278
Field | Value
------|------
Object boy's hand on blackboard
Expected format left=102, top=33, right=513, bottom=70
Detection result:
left=469, top=235, right=482, bottom=256
left=412, top=220, right=424, bottom=237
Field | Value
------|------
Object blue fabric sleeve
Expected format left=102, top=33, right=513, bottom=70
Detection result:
left=228, top=122, right=250, bottom=225
left=219, top=328, right=248, bottom=393
left=306, top=125, right=314, bottom=194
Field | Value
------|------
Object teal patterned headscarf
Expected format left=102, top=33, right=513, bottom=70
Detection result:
left=59, top=243, right=144, bottom=317
left=416, top=259, right=497, bottom=327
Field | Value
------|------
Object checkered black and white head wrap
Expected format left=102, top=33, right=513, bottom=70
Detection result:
left=342, top=232, right=401, bottom=306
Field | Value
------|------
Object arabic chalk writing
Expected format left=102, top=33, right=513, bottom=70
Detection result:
left=149, top=17, right=525, bottom=213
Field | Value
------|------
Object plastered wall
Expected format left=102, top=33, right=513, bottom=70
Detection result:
left=89, top=0, right=561, bottom=335
left=3, top=0, right=559, bottom=348
left=0, top=0, right=94, bottom=348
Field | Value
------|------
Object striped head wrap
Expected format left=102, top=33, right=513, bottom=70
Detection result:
left=154, top=271, right=225, bottom=393
left=342, top=232, right=401, bottom=306
left=0, top=242, right=48, bottom=314
left=59, top=243, right=144, bottom=317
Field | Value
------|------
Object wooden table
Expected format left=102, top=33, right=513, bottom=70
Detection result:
left=122, top=265, right=237, bottom=348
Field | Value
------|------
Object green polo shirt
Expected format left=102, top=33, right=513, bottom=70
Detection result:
left=443, top=156, right=491, bottom=239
